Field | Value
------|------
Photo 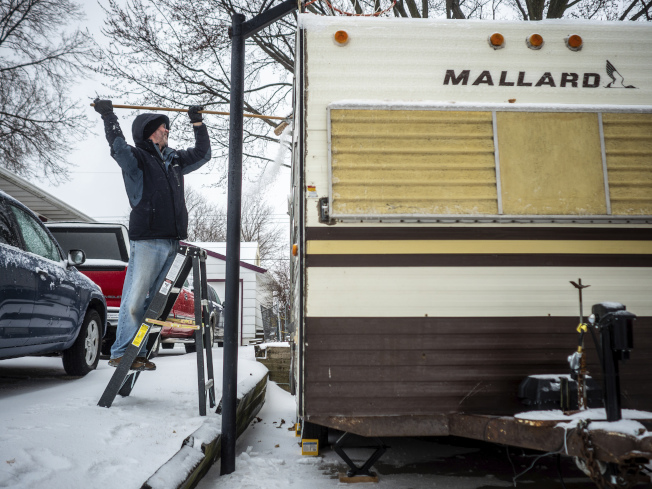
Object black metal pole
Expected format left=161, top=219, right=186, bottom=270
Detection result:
left=601, top=324, right=622, bottom=422
left=221, top=1, right=298, bottom=475
left=221, top=12, right=245, bottom=476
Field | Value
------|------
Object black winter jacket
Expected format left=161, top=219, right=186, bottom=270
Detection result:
left=101, top=112, right=211, bottom=240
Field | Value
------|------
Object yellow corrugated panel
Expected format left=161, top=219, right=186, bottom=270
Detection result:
left=497, top=112, right=607, bottom=215
left=330, top=110, right=497, bottom=215
left=603, top=113, right=652, bottom=215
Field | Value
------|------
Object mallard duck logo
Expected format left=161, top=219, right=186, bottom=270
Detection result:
left=605, top=60, right=636, bottom=89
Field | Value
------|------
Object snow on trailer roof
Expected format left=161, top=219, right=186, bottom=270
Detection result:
left=298, top=15, right=652, bottom=28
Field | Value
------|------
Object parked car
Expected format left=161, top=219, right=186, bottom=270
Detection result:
left=0, top=192, right=107, bottom=375
left=45, top=222, right=127, bottom=354
left=208, top=285, right=224, bottom=345
left=159, top=281, right=222, bottom=353
left=46, top=222, right=214, bottom=355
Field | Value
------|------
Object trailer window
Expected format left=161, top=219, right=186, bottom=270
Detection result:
left=496, top=112, right=607, bottom=216
left=602, top=113, right=652, bottom=216
left=329, top=109, right=498, bottom=217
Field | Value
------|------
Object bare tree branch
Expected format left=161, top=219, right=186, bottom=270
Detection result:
left=0, top=0, right=93, bottom=183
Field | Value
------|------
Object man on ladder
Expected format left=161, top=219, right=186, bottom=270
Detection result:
left=93, top=99, right=211, bottom=371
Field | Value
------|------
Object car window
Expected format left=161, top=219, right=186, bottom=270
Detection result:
left=9, top=205, right=61, bottom=261
left=48, top=228, right=126, bottom=261
left=0, top=201, right=21, bottom=248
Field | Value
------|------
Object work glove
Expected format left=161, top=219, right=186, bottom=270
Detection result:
left=188, top=105, right=204, bottom=124
left=93, top=98, right=114, bottom=116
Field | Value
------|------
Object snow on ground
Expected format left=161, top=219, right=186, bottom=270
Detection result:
left=0, top=344, right=512, bottom=489
left=197, top=383, right=512, bottom=489
left=0, top=346, right=264, bottom=489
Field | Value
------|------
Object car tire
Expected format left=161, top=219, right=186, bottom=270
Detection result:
left=63, top=309, right=101, bottom=376
left=184, top=343, right=196, bottom=354
left=162, top=343, right=174, bottom=350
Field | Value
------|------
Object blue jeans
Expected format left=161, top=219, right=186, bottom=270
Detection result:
left=110, top=239, right=179, bottom=359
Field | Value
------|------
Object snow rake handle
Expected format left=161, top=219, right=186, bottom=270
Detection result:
left=89, top=103, right=286, bottom=121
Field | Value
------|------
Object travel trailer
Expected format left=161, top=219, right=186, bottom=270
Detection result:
left=289, top=14, right=652, bottom=485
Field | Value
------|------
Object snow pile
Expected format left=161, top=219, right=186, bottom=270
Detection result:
left=146, top=446, right=204, bottom=489
left=515, top=408, right=652, bottom=439
left=256, top=341, right=290, bottom=350
left=515, top=408, right=652, bottom=421
left=0, top=346, right=263, bottom=489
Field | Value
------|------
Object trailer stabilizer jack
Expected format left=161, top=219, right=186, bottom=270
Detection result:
left=333, top=432, right=387, bottom=479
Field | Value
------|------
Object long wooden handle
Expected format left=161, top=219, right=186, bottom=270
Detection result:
left=90, top=103, right=286, bottom=121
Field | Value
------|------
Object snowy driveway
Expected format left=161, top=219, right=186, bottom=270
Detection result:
left=0, top=346, right=264, bottom=489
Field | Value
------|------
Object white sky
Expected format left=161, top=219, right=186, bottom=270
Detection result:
left=27, top=1, right=292, bottom=227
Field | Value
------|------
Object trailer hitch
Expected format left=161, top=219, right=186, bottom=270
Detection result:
left=575, top=419, right=649, bottom=489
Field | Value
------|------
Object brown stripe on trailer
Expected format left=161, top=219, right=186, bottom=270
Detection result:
left=304, top=225, right=652, bottom=265
left=306, top=253, right=652, bottom=267
left=303, top=316, right=652, bottom=436
left=305, top=226, right=652, bottom=241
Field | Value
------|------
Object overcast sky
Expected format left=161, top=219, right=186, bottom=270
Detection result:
left=28, top=0, right=291, bottom=227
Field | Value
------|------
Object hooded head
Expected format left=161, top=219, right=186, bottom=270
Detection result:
left=132, top=113, right=170, bottom=146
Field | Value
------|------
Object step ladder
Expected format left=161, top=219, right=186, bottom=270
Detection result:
left=98, top=245, right=216, bottom=415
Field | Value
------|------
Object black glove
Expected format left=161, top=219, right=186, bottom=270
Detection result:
left=188, top=105, right=204, bottom=124
left=93, top=98, right=113, bottom=116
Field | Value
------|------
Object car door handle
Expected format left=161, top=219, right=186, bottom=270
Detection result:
left=36, top=267, right=49, bottom=280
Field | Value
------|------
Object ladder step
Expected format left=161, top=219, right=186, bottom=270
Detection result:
left=146, top=318, right=200, bottom=330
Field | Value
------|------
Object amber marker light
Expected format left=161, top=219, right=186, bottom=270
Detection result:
left=292, top=244, right=298, bottom=256
left=488, top=32, right=505, bottom=50
left=566, top=34, right=583, bottom=51
left=334, top=30, right=349, bottom=45
left=527, top=33, right=544, bottom=50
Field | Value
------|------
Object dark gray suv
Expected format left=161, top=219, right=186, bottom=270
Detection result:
left=0, top=192, right=107, bottom=375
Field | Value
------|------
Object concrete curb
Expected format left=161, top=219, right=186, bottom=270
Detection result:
left=142, top=372, right=269, bottom=489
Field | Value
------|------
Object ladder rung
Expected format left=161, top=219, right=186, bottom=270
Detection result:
left=173, top=318, right=195, bottom=324
left=145, top=318, right=200, bottom=330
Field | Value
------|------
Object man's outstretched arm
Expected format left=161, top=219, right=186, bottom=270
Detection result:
left=93, top=98, right=142, bottom=206
left=93, top=98, right=139, bottom=173
left=178, top=105, right=212, bottom=175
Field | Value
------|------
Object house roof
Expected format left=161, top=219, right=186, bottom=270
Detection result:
left=183, top=241, right=267, bottom=274
left=0, top=166, right=95, bottom=222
